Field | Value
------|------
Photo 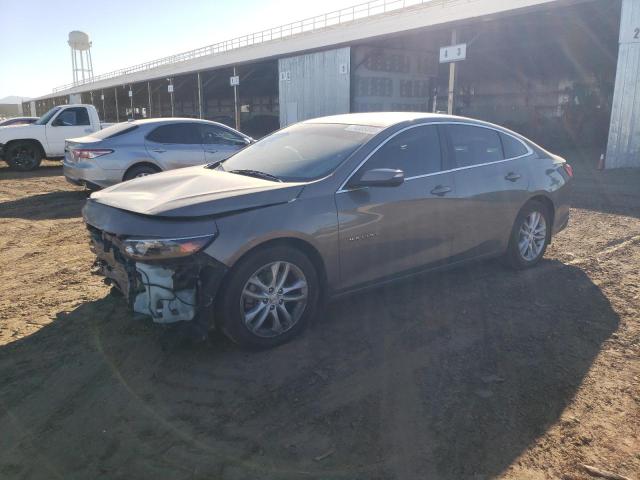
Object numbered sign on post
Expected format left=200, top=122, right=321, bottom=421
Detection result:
left=439, top=43, right=467, bottom=63
left=625, top=25, right=640, bottom=43
left=167, top=84, right=174, bottom=93
left=230, top=76, right=240, bottom=87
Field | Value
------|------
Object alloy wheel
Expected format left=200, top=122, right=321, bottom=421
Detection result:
left=240, top=261, right=308, bottom=338
left=518, top=211, right=547, bottom=261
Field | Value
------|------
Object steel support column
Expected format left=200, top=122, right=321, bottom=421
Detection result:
left=197, top=72, right=203, bottom=119
left=115, top=87, right=119, bottom=122
left=447, top=29, right=457, bottom=115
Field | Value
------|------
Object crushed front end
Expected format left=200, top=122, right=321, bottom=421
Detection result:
left=83, top=199, right=226, bottom=333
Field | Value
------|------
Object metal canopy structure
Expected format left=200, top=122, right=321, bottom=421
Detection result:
left=24, top=0, right=640, bottom=169
left=36, top=0, right=563, bottom=100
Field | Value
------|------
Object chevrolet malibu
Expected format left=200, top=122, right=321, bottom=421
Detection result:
left=83, top=113, right=572, bottom=349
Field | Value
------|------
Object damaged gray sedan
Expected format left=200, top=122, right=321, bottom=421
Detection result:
left=83, top=113, right=572, bottom=348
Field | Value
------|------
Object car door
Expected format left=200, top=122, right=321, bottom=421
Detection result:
left=444, top=124, right=531, bottom=260
left=335, top=124, right=456, bottom=290
left=145, top=123, right=205, bottom=170
left=46, top=107, right=93, bottom=156
left=198, top=124, right=248, bottom=163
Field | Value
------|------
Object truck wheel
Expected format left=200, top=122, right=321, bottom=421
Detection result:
left=5, top=141, right=43, bottom=171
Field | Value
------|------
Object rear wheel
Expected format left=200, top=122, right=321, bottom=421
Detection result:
left=216, top=246, right=320, bottom=349
left=505, top=200, right=552, bottom=269
left=123, top=164, right=160, bottom=181
left=5, top=141, right=43, bottom=171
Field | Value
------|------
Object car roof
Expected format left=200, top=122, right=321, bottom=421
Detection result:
left=129, top=117, right=228, bottom=126
left=303, top=112, right=494, bottom=128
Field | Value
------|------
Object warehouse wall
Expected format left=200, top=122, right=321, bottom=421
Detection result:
left=351, top=45, right=438, bottom=113
left=278, top=47, right=351, bottom=127
left=606, top=0, right=640, bottom=169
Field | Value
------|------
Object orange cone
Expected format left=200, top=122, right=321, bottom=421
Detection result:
left=597, top=154, right=605, bottom=171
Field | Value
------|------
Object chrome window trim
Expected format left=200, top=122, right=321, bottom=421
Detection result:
left=336, top=121, right=533, bottom=194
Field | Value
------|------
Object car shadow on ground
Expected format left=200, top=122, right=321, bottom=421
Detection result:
left=0, top=161, right=63, bottom=180
left=0, top=189, right=88, bottom=220
left=0, top=258, right=618, bottom=479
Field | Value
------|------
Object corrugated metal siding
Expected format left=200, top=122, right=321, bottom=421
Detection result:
left=606, top=0, right=640, bottom=169
left=352, top=45, right=437, bottom=113
left=278, top=47, right=351, bottom=127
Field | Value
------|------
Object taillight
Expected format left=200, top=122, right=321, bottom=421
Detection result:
left=72, top=149, right=113, bottom=161
left=563, top=163, right=574, bottom=178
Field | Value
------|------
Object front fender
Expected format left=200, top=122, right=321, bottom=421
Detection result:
left=204, top=194, right=340, bottom=287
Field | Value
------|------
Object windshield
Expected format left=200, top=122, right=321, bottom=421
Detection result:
left=219, top=123, right=381, bottom=182
left=35, top=106, right=61, bottom=125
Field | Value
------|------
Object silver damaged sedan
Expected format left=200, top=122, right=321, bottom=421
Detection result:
left=82, top=113, right=573, bottom=348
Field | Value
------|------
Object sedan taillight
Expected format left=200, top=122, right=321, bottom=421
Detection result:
left=72, top=149, right=113, bottom=161
left=563, top=163, right=574, bottom=178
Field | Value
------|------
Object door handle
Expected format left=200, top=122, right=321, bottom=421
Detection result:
left=430, top=185, right=452, bottom=196
left=84, top=128, right=92, bottom=133
left=505, top=172, right=521, bottom=182
left=152, top=148, right=166, bottom=153
left=206, top=150, right=218, bottom=154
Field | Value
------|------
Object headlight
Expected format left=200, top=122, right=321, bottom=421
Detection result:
left=122, top=234, right=215, bottom=260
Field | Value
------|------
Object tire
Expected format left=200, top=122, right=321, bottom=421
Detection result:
left=215, top=245, right=320, bottom=349
left=123, top=164, right=160, bottom=181
left=5, top=141, right=43, bottom=171
left=505, top=200, right=552, bottom=269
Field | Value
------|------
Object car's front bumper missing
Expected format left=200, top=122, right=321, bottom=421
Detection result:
left=87, top=225, right=227, bottom=326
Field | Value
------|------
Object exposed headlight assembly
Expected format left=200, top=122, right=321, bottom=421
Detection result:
left=122, top=234, right=215, bottom=260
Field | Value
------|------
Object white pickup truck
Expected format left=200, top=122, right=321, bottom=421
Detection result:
left=0, top=104, right=112, bottom=171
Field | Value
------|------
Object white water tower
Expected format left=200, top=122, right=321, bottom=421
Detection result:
left=68, top=31, right=94, bottom=86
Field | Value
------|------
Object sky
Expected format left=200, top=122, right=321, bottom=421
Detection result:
left=0, top=0, right=352, bottom=100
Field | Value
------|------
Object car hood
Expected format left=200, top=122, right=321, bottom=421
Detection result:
left=0, top=124, right=40, bottom=139
left=90, top=165, right=305, bottom=218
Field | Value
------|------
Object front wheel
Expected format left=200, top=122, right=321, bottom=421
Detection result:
left=505, top=200, right=552, bottom=269
left=5, top=141, right=43, bottom=171
left=215, top=246, right=320, bottom=349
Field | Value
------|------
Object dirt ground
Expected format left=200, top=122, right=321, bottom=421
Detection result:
left=0, top=153, right=638, bottom=480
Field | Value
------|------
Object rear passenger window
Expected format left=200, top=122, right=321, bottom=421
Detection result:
left=147, top=123, right=201, bottom=144
left=446, top=125, right=503, bottom=167
left=364, top=125, right=442, bottom=178
left=199, top=124, right=246, bottom=146
left=500, top=133, right=529, bottom=158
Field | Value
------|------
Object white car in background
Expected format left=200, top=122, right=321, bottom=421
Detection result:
left=0, top=104, right=111, bottom=171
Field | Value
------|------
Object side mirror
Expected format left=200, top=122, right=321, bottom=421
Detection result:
left=350, top=168, right=405, bottom=188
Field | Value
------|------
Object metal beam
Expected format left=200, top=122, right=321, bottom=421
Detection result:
left=447, top=29, right=456, bottom=115
left=197, top=72, right=203, bottom=119
left=115, top=87, right=119, bottom=122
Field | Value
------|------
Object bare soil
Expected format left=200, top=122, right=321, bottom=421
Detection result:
left=0, top=155, right=638, bottom=480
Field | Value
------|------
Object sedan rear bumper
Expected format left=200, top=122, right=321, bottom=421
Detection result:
left=63, top=158, right=121, bottom=189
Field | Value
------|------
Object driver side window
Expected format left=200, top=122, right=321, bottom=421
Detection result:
left=53, top=107, right=90, bottom=127
left=363, top=125, right=442, bottom=178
